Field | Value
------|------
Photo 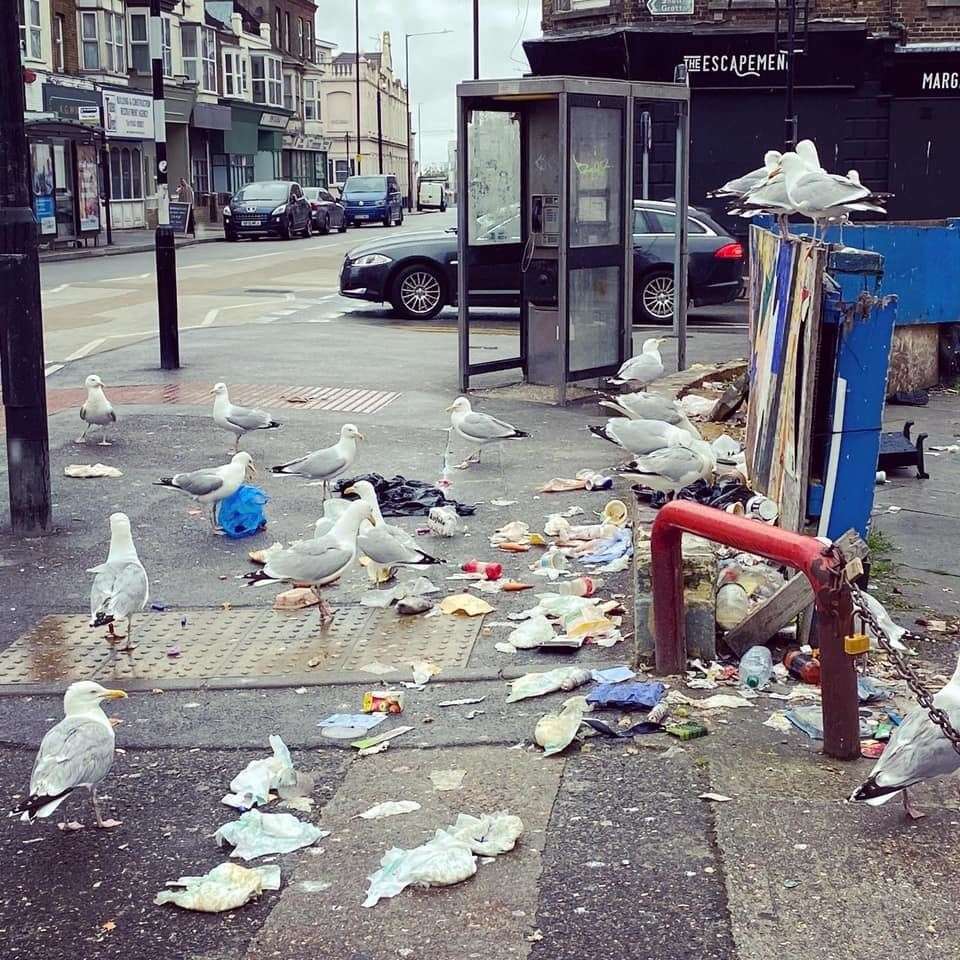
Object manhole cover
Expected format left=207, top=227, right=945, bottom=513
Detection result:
left=0, top=607, right=482, bottom=685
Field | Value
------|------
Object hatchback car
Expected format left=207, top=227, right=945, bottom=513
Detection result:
left=341, top=174, right=404, bottom=227
left=223, top=181, right=312, bottom=241
left=303, top=187, right=347, bottom=234
left=339, top=200, right=742, bottom=322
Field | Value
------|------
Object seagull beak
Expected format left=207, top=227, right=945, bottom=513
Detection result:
left=101, top=689, right=128, bottom=701
left=209, top=388, right=216, bottom=395
left=356, top=432, right=365, bottom=441
left=444, top=404, right=455, bottom=412
left=343, top=485, right=356, bottom=496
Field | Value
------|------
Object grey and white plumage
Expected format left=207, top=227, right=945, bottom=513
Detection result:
left=708, top=150, right=782, bottom=199
left=77, top=375, right=117, bottom=445
left=10, top=681, right=127, bottom=827
left=344, top=480, right=424, bottom=553
left=447, top=397, right=529, bottom=460
left=781, top=152, right=887, bottom=231
left=609, top=338, right=666, bottom=387
left=590, top=417, right=691, bottom=457
left=212, top=382, right=281, bottom=452
left=154, top=451, right=255, bottom=532
left=620, top=436, right=715, bottom=496
left=271, top=423, right=364, bottom=498
left=88, top=512, right=149, bottom=650
left=598, top=392, right=700, bottom=437
left=850, top=655, right=960, bottom=819
left=245, top=499, right=377, bottom=622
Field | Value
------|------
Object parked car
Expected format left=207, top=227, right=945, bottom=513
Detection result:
left=223, top=181, right=312, bottom=241
left=417, top=178, right=447, bottom=212
left=339, top=199, right=743, bottom=322
left=303, top=186, right=347, bottom=234
left=341, top=174, right=404, bottom=227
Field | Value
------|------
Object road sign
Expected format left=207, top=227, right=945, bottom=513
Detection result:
left=647, top=0, right=694, bottom=14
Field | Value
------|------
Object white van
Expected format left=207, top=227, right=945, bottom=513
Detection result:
left=417, top=179, right=447, bottom=212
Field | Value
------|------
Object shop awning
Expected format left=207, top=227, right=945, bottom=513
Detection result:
left=164, top=85, right=196, bottom=123
left=193, top=102, right=232, bottom=131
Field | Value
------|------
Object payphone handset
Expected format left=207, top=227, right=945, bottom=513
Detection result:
left=530, top=193, right=560, bottom=247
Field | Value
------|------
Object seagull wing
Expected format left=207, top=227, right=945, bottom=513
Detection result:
left=358, top=526, right=430, bottom=566
left=791, top=170, right=869, bottom=209
left=263, top=538, right=354, bottom=584
left=89, top=561, right=148, bottom=621
left=170, top=469, right=225, bottom=497
left=224, top=404, right=277, bottom=432
left=606, top=418, right=678, bottom=456
left=458, top=412, right=523, bottom=441
left=29, top=717, right=115, bottom=805
left=274, top=446, right=348, bottom=480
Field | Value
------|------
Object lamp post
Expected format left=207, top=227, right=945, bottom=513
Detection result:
left=404, top=29, right=453, bottom=211
left=473, top=0, right=479, bottom=80
left=354, top=0, right=361, bottom=174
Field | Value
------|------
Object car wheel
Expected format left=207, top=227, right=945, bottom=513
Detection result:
left=303, top=217, right=313, bottom=238
left=338, top=220, right=347, bottom=233
left=383, top=211, right=392, bottom=227
left=397, top=208, right=404, bottom=226
left=637, top=271, right=675, bottom=324
left=318, top=214, right=330, bottom=235
left=391, top=264, right=445, bottom=320
left=225, top=230, right=238, bottom=242
left=280, top=217, right=292, bottom=241
left=440, top=202, right=447, bottom=213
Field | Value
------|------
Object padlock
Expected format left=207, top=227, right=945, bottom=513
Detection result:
left=844, top=633, right=870, bottom=655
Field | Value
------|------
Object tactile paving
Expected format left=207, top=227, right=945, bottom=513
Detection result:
left=0, top=606, right=482, bottom=685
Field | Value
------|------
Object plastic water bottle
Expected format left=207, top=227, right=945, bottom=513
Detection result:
left=739, top=645, right=773, bottom=691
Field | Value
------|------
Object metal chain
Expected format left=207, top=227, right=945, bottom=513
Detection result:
left=849, top=580, right=960, bottom=757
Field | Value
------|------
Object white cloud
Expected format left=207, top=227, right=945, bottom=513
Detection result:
left=318, top=0, right=541, bottom=164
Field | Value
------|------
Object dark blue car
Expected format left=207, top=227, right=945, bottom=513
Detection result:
left=341, top=174, right=404, bottom=228
left=223, top=180, right=313, bottom=241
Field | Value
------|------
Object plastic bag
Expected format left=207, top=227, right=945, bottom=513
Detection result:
left=155, top=863, right=281, bottom=912
left=357, top=800, right=421, bottom=820
left=215, top=809, right=329, bottom=861
left=507, top=615, right=556, bottom=649
left=535, top=696, right=589, bottom=756
left=587, top=681, right=665, bottom=711
left=222, top=735, right=298, bottom=810
left=447, top=812, right=524, bottom=855
left=217, top=484, right=269, bottom=539
left=506, top=666, right=591, bottom=703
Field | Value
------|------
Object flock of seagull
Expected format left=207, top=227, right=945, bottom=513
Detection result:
left=712, top=138, right=889, bottom=239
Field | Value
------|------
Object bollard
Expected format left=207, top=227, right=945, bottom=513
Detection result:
left=156, top=224, right=179, bottom=370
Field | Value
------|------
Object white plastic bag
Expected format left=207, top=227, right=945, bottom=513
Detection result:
left=506, top=666, right=591, bottom=703
left=507, top=615, right=556, bottom=650
left=357, top=800, right=421, bottom=820
left=535, top=696, right=589, bottom=756
left=222, top=735, right=299, bottom=810
left=447, top=812, right=524, bottom=856
left=214, top=809, right=329, bottom=861
left=155, top=862, right=281, bottom=912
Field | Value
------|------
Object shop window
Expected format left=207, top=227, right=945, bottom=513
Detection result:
left=104, top=12, right=125, bottom=74
left=333, top=159, right=353, bottom=183
left=81, top=12, right=100, bottom=70
left=304, top=80, right=321, bottom=121
left=230, top=155, right=255, bottom=192
left=192, top=155, right=210, bottom=196
left=252, top=54, right=283, bottom=107
left=109, top=147, right=144, bottom=200
left=53, top=14, right=64, bottom=71
left=183, top=25, right=216, bottom=92
left=20, top=0, right=42, bottom=61
left=129, top=12, right=150, bottom=74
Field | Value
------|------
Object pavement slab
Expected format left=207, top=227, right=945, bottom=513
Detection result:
left=246, top=744, right=563, bottom=960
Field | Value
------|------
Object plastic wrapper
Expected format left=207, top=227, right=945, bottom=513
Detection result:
left=215, top=809, right=329, bottom=861
left=155, top=863, right=280, bottom=912
left=217, top=484, right=269, bottom=539
left=447, top=812, right=524, bottom=856
left=506, top=666, right=592, bottom=703
left=587, top=681, right=666, bottom=711
left=507, top=615, right=556, bottom=649
left=535, top=695, right=589, bottom=756
left=222, top=735, right=298, bottom=810
left=439, top=594, right=494, bottom=617
left=357, top=800, right=422, bottom=820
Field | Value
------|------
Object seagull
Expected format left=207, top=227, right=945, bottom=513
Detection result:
left=77, top=375, right=117, bottom=445
left=781, top=153, right=887, bottom=239
left=589, top=417, right=691, bottom=457
left=271, top=424, right=364, bottom=498
left=446, top=397, right=529, bottom=466
left=598, top=391, right=700, bottom=436
left=154, top=451, right=255, bottom=533
left=244, top=500, right=376, bottom=624
left=609, top=338, right=666, bottom=387
left=10, top=681, right=127, bottom=829
left=850, top=654, right=960, bottom=820
left=708, top=150, right=782, bottom=199
left=620, top=436, right=715, bottom=497
left=89, top=513, right=149, bottom=652
left=211, top=382, right=281, bottom=453
left=345, top=480, right=442, bottom=574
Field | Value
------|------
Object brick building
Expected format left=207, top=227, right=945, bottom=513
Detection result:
left=526, top=0, right=960, bottom=224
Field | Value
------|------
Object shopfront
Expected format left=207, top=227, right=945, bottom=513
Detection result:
left=162, top=85, right=198, bottom=204
left=27, top=119, right=103, bottom=247
left=217, top=102, right=261, bottom=196
left=102, top=88, right=155, bottom=229
left=281, top=132, right=329, bottom=188
left=256, top=110, right=290, bottom=181
left=189, top=102, right=232, bottom=221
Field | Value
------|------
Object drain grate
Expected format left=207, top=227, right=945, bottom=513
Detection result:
left=0, top=607, right=481, bottom=685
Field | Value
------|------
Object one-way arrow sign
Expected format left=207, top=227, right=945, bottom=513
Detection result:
left=647, top=0, right=694, bottom=14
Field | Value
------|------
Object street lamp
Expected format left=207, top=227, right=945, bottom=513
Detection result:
left=354, top=0, right=361, bottom=175
left=405, top=29, right=453, bottom=211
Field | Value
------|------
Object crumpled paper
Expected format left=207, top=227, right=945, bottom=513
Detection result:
left=356, top=800, right=422, bottom=820
left=64, top=463, right=123, bottom=479
left=155, top=862, right=281, bottom=912
left=222, top=735, right=301, bottom=810
left=214, top=809, right=329, bottom=861
left=439, top=593, right=494, bottom=617
left=535, top=696, right=590, bottom=756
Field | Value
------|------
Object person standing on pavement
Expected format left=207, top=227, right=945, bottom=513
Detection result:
left=177, top=177, right=196, bottom=236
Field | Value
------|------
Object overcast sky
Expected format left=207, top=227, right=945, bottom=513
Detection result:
left=319, top=0, right=542, bottom=165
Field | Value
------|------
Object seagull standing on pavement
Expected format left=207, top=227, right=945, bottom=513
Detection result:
left=609, top=338, right=666, bottom=387
left=77, top=375, right=117, bottom=445
left=850, top=653, right=960, bottom=820
left=11, top=681, right=127, bottom=830
left=271, top=423, right=364, bottom=499
left=446, top=397, right=529, bottom=466
left=154, top=451, right=255, bottom=532
left=244, top=500, right=377, bottom=624
left=211, top=382, right=281, bottom=452
left=89, top=513, right=149, bottom=652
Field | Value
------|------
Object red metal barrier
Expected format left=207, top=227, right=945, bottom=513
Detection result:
left=650, top=500, right=860, bottom=760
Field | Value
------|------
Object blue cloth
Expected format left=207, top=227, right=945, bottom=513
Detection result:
left=579, top=528, right=633, bottom=566
left=587, top=681, right=666, bottom=711
left=217, top=484, right=269, bottom=539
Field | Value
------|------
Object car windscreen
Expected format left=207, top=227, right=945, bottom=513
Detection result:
left=234, top=184, right=288, bottom=203
left=344, top=177, right=386, bottom=193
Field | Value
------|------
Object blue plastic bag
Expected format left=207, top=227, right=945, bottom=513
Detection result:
left=217, top=484, right=269, bottom=539
left=586, top=681, right=666, bottom=711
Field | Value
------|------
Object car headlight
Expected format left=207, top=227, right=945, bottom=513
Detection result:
left=272, top=203, right=287, bottom=215
left=222, top=205, right=231, bottom=217
left=352, top=254, right=393, bottom=267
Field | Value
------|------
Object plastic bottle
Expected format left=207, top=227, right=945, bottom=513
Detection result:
left=716, top=582, right=750, bottom=630
left=461, top=560, right=502, bottom=581
left=552, top=576, right=602, bottom=597
left=738, top=645, right=774, bottom=690
left=784, top=647, right=821, bottom=684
